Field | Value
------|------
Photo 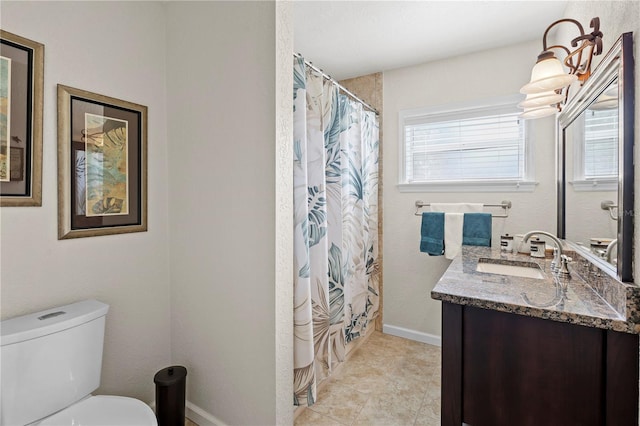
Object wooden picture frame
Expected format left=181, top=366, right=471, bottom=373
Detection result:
left=57, top=85, right=147, bottom=239
left=0, top=30, right=43, bottom=206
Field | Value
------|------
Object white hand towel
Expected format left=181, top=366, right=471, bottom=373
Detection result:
left=444, top=213, right=464, bottom=259
left=430, top=203, right=484, bottom=213
left=430, top=203, right=484, bottom=259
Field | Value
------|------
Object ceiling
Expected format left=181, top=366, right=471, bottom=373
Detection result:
left=294, top=1, right=568, bottom=80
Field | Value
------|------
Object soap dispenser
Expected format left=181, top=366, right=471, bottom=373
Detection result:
left=530, top=237, right=545, bottom=258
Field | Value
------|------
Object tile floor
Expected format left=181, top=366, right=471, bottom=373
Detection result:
left=295, top=331, right=441, bottom=426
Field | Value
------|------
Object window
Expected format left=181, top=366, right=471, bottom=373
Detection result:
left=570, top=107, right=618, bottom=191
left=399, top=97, right=535, bottom=192
left=583, top=108, right=618, bottom=178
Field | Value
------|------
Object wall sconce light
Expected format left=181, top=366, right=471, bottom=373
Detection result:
left=519, top=17, right=604, bottom=119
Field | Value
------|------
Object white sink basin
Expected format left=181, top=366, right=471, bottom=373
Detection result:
left=476, top=259, right=545, bottom=280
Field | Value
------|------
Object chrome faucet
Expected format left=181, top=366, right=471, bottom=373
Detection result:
left=522, top=230, right=567, bottom=276
left=604, top=239, right=617, bottom=264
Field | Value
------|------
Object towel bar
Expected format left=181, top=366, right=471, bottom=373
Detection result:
left=600, top=200, right=618, bottom=221
left=414, top=200, right=512, bottom=218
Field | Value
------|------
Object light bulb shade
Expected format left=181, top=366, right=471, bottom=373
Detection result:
left=520, top=53, right=578, bottom=94
left=518, top=91, right=564, bottom=109
left=519, top=106, right=557, bottom=119
left=588, top=96, right=618, bottom=111
left=603, top=84, right=618, bottom=98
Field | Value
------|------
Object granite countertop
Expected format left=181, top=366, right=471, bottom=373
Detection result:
left=431, top=246, right=640, bottom=334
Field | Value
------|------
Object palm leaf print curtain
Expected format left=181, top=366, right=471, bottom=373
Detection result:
left=293, top=56, right=380, bottom=407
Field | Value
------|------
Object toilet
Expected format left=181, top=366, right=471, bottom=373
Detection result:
left=1, top=299, right=158, bottom=426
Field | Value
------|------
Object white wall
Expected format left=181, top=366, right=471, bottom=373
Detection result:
left=274, top=2, right=295, bottom=423
left=381, top=3, right=640, bottom=339
left=382, top=41, right=557, bottom=338
left=0, top=1, right=172, bottom=403
left=165, top=2, right=292, bottom=424
left=1, top=2, right=292, bottom=423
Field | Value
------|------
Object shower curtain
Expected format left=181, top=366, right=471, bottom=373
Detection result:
left=293, top=56, right=380, bottom=407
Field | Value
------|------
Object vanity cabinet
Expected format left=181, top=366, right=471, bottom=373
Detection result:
left=441, top=302, right=639, bottom=426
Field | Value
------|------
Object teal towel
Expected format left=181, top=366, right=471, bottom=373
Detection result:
left=420, top=212, right=444, bottom=255
left=463, top=213, right=492, bottom=247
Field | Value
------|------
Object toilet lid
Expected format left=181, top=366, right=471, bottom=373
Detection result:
left=38, top=395, right=157, bottom=426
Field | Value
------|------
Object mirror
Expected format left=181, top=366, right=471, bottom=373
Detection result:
left=564, top=82, right=619, bottom=261
left=558, top=32, right=634, bottom=282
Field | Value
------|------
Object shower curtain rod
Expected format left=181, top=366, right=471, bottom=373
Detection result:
left=294, top=53, right=379, bottom=115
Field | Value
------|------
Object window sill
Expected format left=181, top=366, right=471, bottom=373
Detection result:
left=397, top=180, right=538, bottom=193
left=569, top=179, right=617, bottom=192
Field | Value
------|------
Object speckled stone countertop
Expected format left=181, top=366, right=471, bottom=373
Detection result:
left=431, top=246, right=640, bottom=334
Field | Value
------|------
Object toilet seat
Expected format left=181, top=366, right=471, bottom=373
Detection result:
left=36, top=395, right=157, bottom=426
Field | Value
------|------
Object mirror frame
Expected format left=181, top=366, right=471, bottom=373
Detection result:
left=558, top=32, right=634, bottom=283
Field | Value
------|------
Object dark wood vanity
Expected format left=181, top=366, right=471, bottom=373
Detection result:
left=441, top=302, right=639, bottom=426
left=432, top=246, right=640, bottom=426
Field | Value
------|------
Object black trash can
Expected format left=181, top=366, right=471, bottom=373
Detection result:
left=154, top=366, right=187, bottom=426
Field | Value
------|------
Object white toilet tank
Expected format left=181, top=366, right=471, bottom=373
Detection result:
left=1, top=300, right=110, bottom=426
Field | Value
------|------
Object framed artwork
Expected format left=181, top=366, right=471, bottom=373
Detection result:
left=0, top=30, right=44, bottom=206
left=57, top=85, right=147, bottom=239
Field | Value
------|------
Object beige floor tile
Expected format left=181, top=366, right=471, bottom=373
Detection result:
left=340, top=349, right=395, bottom=371
left=352, top=392, right=420, bottom=426
left=414, top=395, right=441, bottom=426
left=295, top=408, right=348, bottom=426
left=186, top=418, right=199, bottom=426
left=370, top=377, right=426, bottom=414
left=305, top=380, right=370, bottom=424
left=393, top=357, right=438, bottom=379
left=329, top=359, right=393, bottom=394
left=296, top=331, right=442, bottom=426
left=390, top=360, right=439, bottom=397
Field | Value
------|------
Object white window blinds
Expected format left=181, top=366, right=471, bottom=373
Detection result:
left=583, top=108, right=618, bottom=179
left=403, top=106, right=525, bottom=183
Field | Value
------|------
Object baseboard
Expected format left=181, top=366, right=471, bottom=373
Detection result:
left=186, top=401, right=227, bottom=426
left=382, top=324, right=442, bottom=347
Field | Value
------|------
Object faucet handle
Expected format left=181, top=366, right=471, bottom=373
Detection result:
left=557, top=255, right=572, bottom=279
left=550, top=247, right=562, bottom=273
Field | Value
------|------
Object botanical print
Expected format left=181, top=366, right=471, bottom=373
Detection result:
left=293, top=56, right=380, bottom=407
left=83, top=113, right=129, bottom=216
left=0, top=56, right=11, bottom=182
left=75, top=150, right=87, bottom=215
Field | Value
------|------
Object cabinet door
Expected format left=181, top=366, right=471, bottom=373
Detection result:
left=462, top=306, right=603, bottom=426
